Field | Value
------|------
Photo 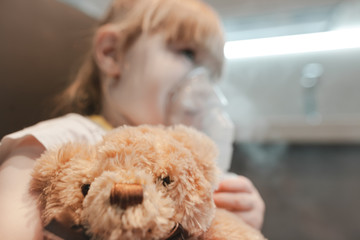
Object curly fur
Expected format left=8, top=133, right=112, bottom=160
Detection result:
left=30, top=125, right=266, bottom=240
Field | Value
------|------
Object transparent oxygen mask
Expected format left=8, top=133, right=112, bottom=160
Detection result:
left=166, top=68, right=235, bottom=172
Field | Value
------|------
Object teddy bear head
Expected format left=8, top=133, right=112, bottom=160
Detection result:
left=31, top=125, right=219, bottom=240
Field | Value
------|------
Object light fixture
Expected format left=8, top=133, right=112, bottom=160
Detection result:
left=224, top=28, right=360, bottom=59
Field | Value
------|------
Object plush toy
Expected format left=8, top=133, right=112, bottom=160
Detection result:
left=30, top=125, right=266, bottom=240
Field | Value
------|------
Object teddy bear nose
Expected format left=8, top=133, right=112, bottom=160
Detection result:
left=110, top=183, right=143, bottom=209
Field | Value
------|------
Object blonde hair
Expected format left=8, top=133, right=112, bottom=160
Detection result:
left=53, top=0, right=224, bottom=116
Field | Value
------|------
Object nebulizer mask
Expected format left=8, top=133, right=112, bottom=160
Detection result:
left=166, top=68, right=235, bottom=172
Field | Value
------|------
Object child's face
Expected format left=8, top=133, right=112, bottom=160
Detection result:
left=103, top=33, right=213, bottom=126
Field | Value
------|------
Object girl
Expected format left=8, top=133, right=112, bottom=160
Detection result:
left=0, top=0, right=264, bottom=239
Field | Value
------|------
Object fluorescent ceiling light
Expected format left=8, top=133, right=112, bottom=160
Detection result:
left=224, top=28, right=360, bottom=59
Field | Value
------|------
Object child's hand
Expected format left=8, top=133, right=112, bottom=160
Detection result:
left=213, top=175, right=265, bottom=230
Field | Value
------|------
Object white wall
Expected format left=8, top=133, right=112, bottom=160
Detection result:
left=221, top=48, right=360, bottom=143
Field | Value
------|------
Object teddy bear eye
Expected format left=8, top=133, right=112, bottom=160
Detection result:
left=161, top=176, right=172, bottom=187
left=81, top=184, right=91, bottom=197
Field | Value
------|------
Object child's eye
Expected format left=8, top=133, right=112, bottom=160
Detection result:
left=180, top=49, right=195, bottom=61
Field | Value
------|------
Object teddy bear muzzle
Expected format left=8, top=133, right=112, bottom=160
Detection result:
left=110, top=183, right=144, bottom=209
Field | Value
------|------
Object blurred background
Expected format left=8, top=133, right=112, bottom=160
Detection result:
left=1, top=0, right=359, bottom=239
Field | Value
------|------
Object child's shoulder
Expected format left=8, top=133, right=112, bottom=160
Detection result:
left=0, top=114, right=106, bottom=162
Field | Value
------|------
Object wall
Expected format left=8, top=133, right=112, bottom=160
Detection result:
left=0, top=0, right=96, bottom=138
left=221, top=48, right=360, bottom=143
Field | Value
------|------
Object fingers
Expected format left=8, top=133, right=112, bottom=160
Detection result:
left=213, top=192, right=254, bottom=211
left=215, top=175, right=254, bottom=193
left=214, top=192, right=265, bottom=230
left=235, top=210, right=264, bottom=230
left=214, top=175, right=266, bottom=230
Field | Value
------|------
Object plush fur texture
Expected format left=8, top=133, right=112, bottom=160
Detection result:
left=30, top=125, right=266, bottom=240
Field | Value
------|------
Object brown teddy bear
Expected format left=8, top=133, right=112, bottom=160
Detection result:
left=30, top=125, right=266, bottom=240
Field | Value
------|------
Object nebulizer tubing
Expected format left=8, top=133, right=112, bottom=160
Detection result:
left=166, top=67, right=235, bottom=172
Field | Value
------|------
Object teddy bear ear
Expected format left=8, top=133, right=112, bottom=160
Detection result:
left=166, top=125, right=219, bottom=185
left=31, top=143, right=89, bottom=186
left=30, top=143, right=93, bottom=222
left=31, top=144, right=77, bottom=190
